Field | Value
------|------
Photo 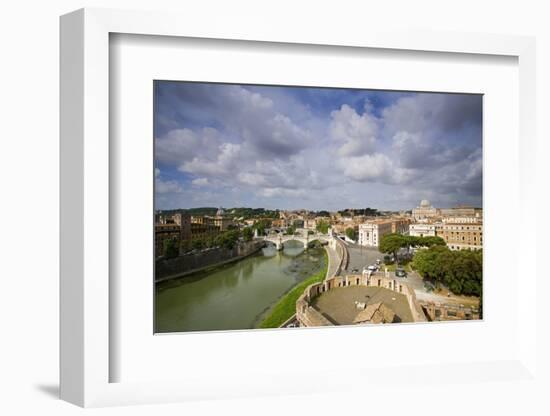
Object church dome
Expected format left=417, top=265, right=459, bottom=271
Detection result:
left=420, top=199, right=431, bottom=208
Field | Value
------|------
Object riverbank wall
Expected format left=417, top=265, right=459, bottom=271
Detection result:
left=155, top=240, right=265, bottom=282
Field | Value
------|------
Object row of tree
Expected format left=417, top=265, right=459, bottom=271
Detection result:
left=411, top=245, right=482, bottom=296
left=379, top=233, right=446, bottom=260
left=338, top=208, right=380, bottom=217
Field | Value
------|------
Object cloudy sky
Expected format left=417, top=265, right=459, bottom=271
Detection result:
left=154, top=81, right=482, bottom=211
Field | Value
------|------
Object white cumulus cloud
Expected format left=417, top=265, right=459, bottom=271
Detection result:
left=330, top=104, right=379, bottom=157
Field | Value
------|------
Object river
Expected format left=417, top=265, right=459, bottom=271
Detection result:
left=155, top=241, right=326, bottom=333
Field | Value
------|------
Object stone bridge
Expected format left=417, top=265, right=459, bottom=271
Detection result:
left=262, top=229, right=334, bottom=251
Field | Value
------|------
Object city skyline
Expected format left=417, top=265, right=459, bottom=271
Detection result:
left=155, top=201, right=481, bottom=214
left=154, top=82, right=483, bottom=211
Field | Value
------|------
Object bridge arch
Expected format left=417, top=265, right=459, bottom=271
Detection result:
left=263, top=233, right=334, bottom=251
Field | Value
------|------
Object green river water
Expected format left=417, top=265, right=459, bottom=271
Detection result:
left=155, top=241, right=325, bottom=333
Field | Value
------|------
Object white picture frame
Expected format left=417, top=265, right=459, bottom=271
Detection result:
left=60, top=7, right=538, bottom=408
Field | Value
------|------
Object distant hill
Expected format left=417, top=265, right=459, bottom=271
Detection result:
left=157, top=207, right=279, bottom=219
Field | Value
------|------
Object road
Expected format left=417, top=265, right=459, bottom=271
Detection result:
left=343, top=241, right=384, bottom=273
left=343, top=240, right=479, bottom=308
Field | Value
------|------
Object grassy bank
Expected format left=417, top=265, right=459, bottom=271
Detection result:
left=260, top=249, right=328, bottom=328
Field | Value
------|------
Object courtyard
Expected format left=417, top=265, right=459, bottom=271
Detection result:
left=311, top=285, right=414, bottom=325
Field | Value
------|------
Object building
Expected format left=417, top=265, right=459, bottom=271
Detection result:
left=155, top=223, right=181, bottom=257
left=358, top=220, right=393, bottom=247
left=191, top=215, right=214, bottom=226
left=190, top=222, right=221, bottom=240
left=295, top=273, right=424, bottom=327
left=353, top=302, right=396, bottom=324
left=435, top=222, right=483, bottom=251
left=174, top=213, right=191, bottom=241
left=358, top=217, right=410, bottom=247
left=292, top=219, right=304, bottom=228
left=391, top=218, right=410, bottom=234
left=412, top=199, right=439, bottom=221
left=191, top=213, right=234, bottom=232
left=409, top=223, right=436, bottom=237
left=271, top=218, right=288, bottom=228
left=439, top=205, right=482, bottom=218
left=213, top=215, right=234, bottom=231
left=442, top=216, right=481, bottom=224
left=304, top=218, right=317, bottom=230
left=154, top=212, right=192, bottom=257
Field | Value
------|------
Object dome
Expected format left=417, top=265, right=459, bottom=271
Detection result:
left=216, top=207, right=225, bottom=216
left=420, top=199, right=431, bottom=208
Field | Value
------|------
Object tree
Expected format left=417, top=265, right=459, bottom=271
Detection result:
left=316, top=220, right=330, bottom=234
left=379, top=233, right=407, bottom=260
left=421, top=236, right=446, bottom=247
left=180, top=239, right=191, bottom=253
left=345, top=227, right=357, bottom=241
left=285, top=225, right=296, bottom=235
left=163, top=238, right=179, bottom=258
left=215, top=229, right=241, bottom=250
left=191, top=238, right=205, bottom=250
left=242, top=226, right=254, bottom=242
left=412, top=246, right=482, bottom=297
left=253, top=219, right=272, bottom=236
left=405, top=235, right=445, bottom=249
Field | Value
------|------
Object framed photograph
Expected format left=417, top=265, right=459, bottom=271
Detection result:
left=60, top=8, right=538, bottom=407
left=153, top=80, right=483, bottom=334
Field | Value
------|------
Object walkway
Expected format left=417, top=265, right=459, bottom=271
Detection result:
left=324, top=242, right=341, bottom=280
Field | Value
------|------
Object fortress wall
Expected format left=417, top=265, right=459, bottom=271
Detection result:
left=296, top=273, right=424, bottom=326
left=155, top=240, right=265, bottom=282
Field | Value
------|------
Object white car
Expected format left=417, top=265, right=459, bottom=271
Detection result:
left=367, top=265, right=378, bottom=272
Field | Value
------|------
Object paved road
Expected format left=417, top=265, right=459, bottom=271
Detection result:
left=344, top=242, right=384, bottom=273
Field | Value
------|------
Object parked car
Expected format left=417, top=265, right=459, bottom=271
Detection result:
left=367, top=264, right=378, bottom=272
left=395, top=268, right=407, bottom=278
left=351, top=268, right=359, bottom=273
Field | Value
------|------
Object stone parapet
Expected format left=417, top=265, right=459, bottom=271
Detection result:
left=296, top=271, right=426, bottom=326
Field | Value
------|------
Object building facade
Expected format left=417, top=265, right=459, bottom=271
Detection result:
left=412, top=200, right=438, bottom=221
left=439, top=205, right=482, bottom=218
left=435, top=222, right=483, bottom=251
left=441, top=216, right=481, bottom=224
left=304, top=218, right=317, bottom=230
left=409, top=223, right=436, bottom=237
left=155, top=223, right=181, bottom=257
left=358, top=220, right=393, bottom=247
left=391, top=218, right=410, bottom=234
left=190, top=222, right=222, bottom=241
